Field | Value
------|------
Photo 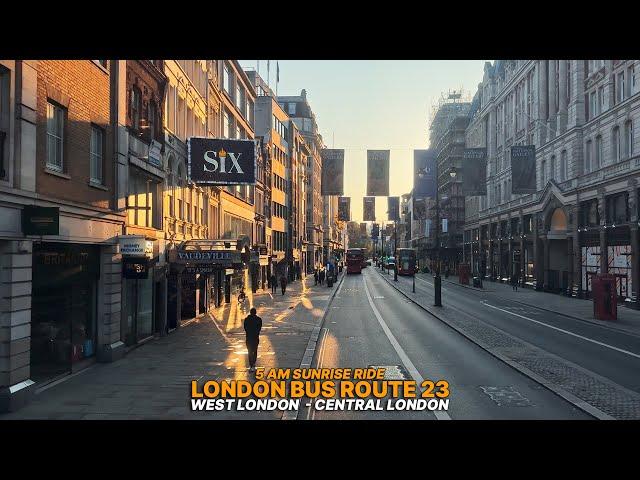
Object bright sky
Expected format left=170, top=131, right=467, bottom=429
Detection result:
left=239, top=60, right=487, bottom=222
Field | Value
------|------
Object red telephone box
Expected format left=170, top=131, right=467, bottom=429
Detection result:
left=592, top=274, right=617, bottom=321
left=458, top=263, right=470, bottom=285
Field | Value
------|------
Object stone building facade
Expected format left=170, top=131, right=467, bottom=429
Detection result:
left=464, top=60, right=639, bottom=301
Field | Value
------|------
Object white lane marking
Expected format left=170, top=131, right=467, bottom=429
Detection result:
left=364, top=272, right=451, bottom=420
left=481, top=301, right=640, bottom=360
left=414, top=275, right=447, bottom=291
left=310, top=327, right=330, bottom=421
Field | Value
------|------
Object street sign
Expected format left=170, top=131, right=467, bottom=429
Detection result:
left=21, top=206, right=59, bottom=236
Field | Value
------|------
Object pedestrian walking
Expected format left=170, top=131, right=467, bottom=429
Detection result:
left=313, top=269, right=318, bottom=285
left=270, top=273, right=277, bottom=294
left=319, top=268, right=325, bottom=285
left=243, top=307, right=262, bottom=372
left=280, top=275, right=287, bottom=295
left=511, top=273, right=518, bottom=291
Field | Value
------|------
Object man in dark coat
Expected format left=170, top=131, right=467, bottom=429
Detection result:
left=243, top=307, right=262, bottom=372
left=314, top=269, right=318, bottom=285
left=270, top=273, right=277, bottom=294
left=280, top=275, right=287, bottom=295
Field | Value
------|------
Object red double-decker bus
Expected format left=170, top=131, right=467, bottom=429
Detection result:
left=346, top=248, right=365, bottom=274
left=397, top=248, right=417, bottom=276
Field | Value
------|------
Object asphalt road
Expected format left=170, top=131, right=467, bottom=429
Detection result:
left=300, top=268, right=589, bottom=420
left=401, top=272, right=640, bottom=395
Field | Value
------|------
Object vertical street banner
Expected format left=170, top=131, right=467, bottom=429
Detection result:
left=388, top=196, right=400, bottom=221
left=338, top=197, right=351, bottom=221
left=363, top=197, right=376, bottom=221
left=511, top=145, right=537, bottom=194
left=187, top=137, right=257, bottom=185
left=321, top=149, right=345, bottom=196
left=372, top=223, right=380, bottom=239
left=462, top=148, right=487, bottom=195
left=360, top=223, right=367, bottom=236
left=367, top=150, right=390, bottom=196
left=413, top=149, right=437, bottom=199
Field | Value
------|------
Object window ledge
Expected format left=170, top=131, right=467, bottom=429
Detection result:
left=89, top=180, right=108, bottom=191
left=44, top=167, right=71, bottom=180
left=92, top=61, right=109, bottom=74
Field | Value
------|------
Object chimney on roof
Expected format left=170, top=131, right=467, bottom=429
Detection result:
left=301, top=89, right=307, bottom=99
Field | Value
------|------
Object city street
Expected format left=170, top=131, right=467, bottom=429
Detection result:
left=300, top=268, right=590, bottom=420
left=375, top=268, right=640, bottom=419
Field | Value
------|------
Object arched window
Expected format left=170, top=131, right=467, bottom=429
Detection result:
left=613, top=126, right=621, bottom=162
left=585, top=139, right=592, bottom=173
left=595, top=135, right=603, bottom=169
left=560, top=150, right=568, bottom=182
left=625, top=120, right=634, bottom=157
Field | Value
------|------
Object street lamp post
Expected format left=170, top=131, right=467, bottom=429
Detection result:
left=432, top=165, right=458, bottom=307
left=394, top=221, right=398, bottom=281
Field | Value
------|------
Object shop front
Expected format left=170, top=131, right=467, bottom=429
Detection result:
left=170, top=240, right=244, bottom=318
left=30, top=242, right=100, bottom=383
left=119, top=235, right=158, bottom=346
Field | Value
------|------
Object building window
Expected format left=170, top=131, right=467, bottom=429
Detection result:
left=595, top=135, right=603, bottom=169
left=46, top=101, right=65, bottom=172
left=0, top=66, right=9, bottom=179
left=625, top=120, right=634, bottom=157
left=222, top=110, right=231, bottom=138
left=550, top=155, right=556, bottom=182
left=177, top=95, right=185, bottom=138
left=616, top=71, right=626, bottom=104
left=630, top=64, right=637, bottom=95
left=560, top=150, right=568, bottom=181
left=148, top=101, right=156, bottom=141
left=585, top=140, right=592, bottom=173
left=223, top=64, right=231, bottom=95
left=131, top=87, right=141, bottom=130
left=589, top=91, right=596, bottom=120
left=541, top=159, right=546, bottom=185
left=606, top=192, right=628, bottom=224
left=90, top=125, right=104, bottom=184
left=613, top=126, right=621, bottom=162
left=288, top=103, right=296, bottom=115
left=167, top=85, right=176, bottom=132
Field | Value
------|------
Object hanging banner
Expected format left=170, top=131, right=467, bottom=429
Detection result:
left=187, top=137, right=256, bottom=185
left=367, top=150, right=390, bottom=196
left=511, top=145, right=537, bottom=194
left=413, top=149, right=437, bottom=199
left=462, top=148, right=487, bottom=196
left=338, top=196, right=351, bottom=221
left=388, top=196, right=400, bottom=222
left=363, top=197, right=376, bottom=221
left=321, top=149, right=345, bottom=196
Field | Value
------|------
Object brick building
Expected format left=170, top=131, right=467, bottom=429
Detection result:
left=1, top=60, right=125, bottom=411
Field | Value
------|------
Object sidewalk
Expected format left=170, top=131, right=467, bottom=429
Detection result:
left=431, top=273, right=640, bottom=337
left=1, top=274, right=337, bottom=420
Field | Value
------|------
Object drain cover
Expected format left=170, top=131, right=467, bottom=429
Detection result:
left=479, top=386, right=533, bottom=407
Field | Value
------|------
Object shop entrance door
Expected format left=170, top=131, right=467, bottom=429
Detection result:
left=124, top=276, right=155, bottom=346
left=31, top=243, right=99, bottom=384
